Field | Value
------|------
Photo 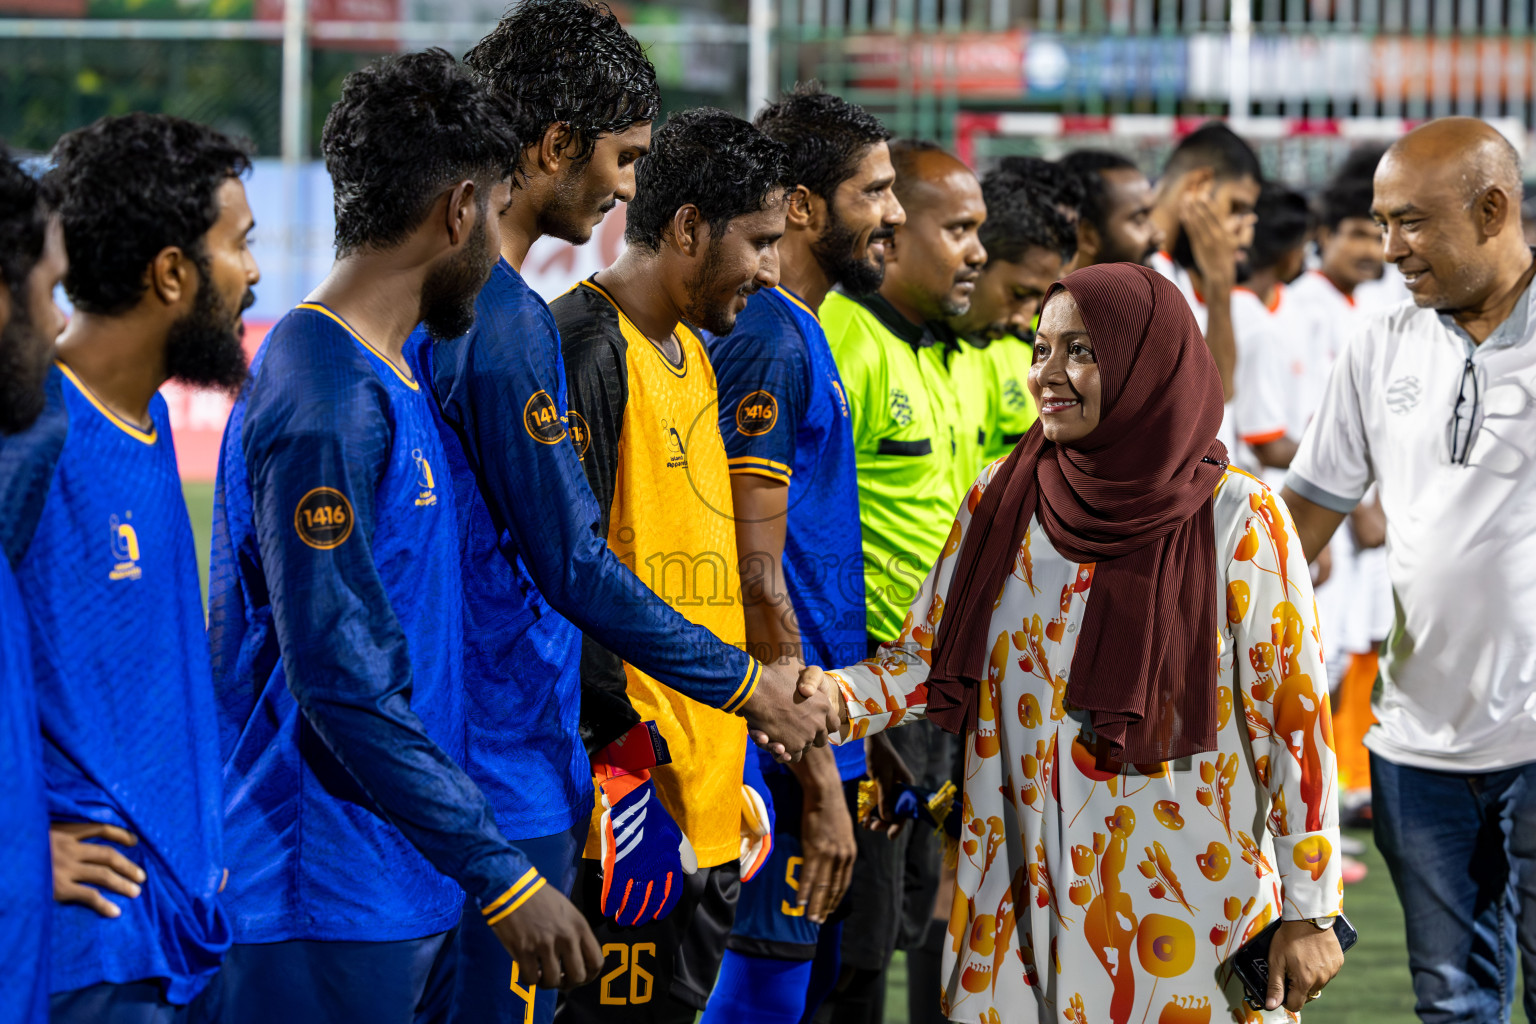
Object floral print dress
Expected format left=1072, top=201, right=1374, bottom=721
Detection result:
left=828, top=466, right=1343, bottom=1024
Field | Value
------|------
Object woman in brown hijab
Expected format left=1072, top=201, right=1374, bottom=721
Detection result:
left=823, top=264, right=1344, bottom=1023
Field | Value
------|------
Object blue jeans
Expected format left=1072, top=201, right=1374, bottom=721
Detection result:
left=1372, top=753, right=1536, bottom=1024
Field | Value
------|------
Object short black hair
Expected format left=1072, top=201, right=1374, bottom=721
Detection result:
left=1249, top=182, right=1312, bottom=272
left=47, top=113, right=251, bottom=315
left=322, top=48, right=521, bottom=258
left=996, top=155, right=1085, bottom=218
left=1060, top=149, right=1142, bottom=234
left=1319, top=178, right=1375, bottom=231
left=464, top=0, right=659, bottom=173
left=753, top=82, right=890, bottom=200
left=1334, top=143, right=1387, bottom=186
left=978, top=168, right=1077, bottom=264
left=1162, top=122, right=1262, bottom=185
left=0, top=145, right=50, bottom=301
left=624, top=108, right=787, bottom=252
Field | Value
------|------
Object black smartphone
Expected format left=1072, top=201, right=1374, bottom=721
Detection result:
left=1229, top=913, right=1357, bottom=1010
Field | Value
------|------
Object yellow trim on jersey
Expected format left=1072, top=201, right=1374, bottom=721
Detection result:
left=56, top=362, right=157, bottom=445
left=578, top=280, right=689, bottom=379
left=721, top=658, right=762, bottom=714
left=296, top=303, right=420, bottom=391
left=775, top=286, right=820, bottom=324
left=482, top=868, right=541, bottom=918
left=728, top=456, right=793, bottom=483
left=485, top=877, right=547, bottom=926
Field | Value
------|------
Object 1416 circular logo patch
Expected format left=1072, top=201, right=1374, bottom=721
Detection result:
left=294, top=487, right=354, bottom=550
left=735, top=391, right=778, bottom=436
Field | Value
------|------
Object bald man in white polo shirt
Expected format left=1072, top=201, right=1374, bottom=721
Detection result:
left=1282, top=118, right=1536, bottom=1024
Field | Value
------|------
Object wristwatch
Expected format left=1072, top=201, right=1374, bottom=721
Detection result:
left=1308, top=915, right=1338, bottom=930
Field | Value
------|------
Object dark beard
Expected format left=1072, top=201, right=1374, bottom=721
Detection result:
left=421, top=214, right=496, bottom=342
left=813, top=205, right=889, bottom=297
left=684, top=237, right=754, bottom=336
left=164, top=261, right=252, bottom=395
left=0, top=297, right=54, bottom=434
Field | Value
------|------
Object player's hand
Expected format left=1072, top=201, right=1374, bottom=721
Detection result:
left=863, top=732, right=916, bottom=838
left=794, top=752, right=855, bottom=924
left=50, top=821, right=145, bottom=919
left=1179, top=189, right=1238, bottom=296
left=488, top=884, right=603, bottom=991
left=798, top=667, right=850, bottom=740
left=742, top=662, right=837, bottom=764
left=1266, top=920, right=1344, bottom=1012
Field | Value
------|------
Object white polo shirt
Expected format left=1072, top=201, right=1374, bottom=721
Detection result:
left=1150, top=252, right=1287, bottom=469
left=1287, top=268, right=1536, bottom=771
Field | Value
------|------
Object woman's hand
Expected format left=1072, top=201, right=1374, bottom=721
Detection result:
left=51, top=821, right=145, bottom=918
left=1266, top=920, right=1345, bottom=1011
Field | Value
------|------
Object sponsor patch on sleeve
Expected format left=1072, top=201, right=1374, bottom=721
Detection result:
left=567, top=410, right=592, bottom=461
left=735, top=390, right=779, bottom=436
left=294, top=487, right=355, bottom=550
left=523, top=390, right=568, bottom=445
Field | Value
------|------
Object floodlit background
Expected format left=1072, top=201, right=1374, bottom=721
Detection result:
left=5, top=1, right=1524, bottom=1017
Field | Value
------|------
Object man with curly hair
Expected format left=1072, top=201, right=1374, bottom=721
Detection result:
left=700, top=83, right=911, bottom=1024
left=416, top=6, right=836, bottom=1021
left=205, top=49, right=601, bottom=1023
left=947, top=165, right=1076, bottom=469
left=551, top=107, right=800, bottom=1024
left=2, top=113, right=255, bottom=1023
left=0, top=142, right=67, bottom=1024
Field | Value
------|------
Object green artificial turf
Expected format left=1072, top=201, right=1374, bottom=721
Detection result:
left=185, top=479, right=216, bottom=607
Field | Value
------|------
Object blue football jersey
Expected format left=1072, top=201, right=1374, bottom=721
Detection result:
left=416, top=259, right=762, bottom=840
left=209, top=304, right=530, bottom=944
left=707, top=287, right=868, bottom=780
left=17, top=364, right=229, bottom=1003
left=0, top=557, right=48, bottom=1023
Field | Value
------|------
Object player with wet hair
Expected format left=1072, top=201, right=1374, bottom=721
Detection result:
left=424, top=10, right=836, bottom=1021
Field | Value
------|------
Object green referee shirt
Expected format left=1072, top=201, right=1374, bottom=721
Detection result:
left=822, top=290, right=970, bottom=645
left=971, top=333, right=1038, bottom=465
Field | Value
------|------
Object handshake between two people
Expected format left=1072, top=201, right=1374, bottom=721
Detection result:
left=740, top=662, right=849, bottom=763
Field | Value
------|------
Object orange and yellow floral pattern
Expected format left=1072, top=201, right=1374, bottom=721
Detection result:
left=828, top=467, right=1342, bottom=1023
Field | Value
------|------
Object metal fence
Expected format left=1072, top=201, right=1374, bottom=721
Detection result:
left=2, top=0, right=1532, bottom=174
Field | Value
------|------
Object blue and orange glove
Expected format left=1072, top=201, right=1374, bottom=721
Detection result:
left=594, top=722, right=696, bottom=926
left=738, top=749, right=777, bottom=882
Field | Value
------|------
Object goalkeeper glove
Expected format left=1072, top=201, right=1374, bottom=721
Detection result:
left=594, top=722, right=696, bottom=925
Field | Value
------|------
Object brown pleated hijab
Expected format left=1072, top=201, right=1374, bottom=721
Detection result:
left=926, top=263, right=1229, bottom=764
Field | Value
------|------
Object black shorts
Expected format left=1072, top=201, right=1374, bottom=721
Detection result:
left=555, top=859, right=740, bottom=1024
